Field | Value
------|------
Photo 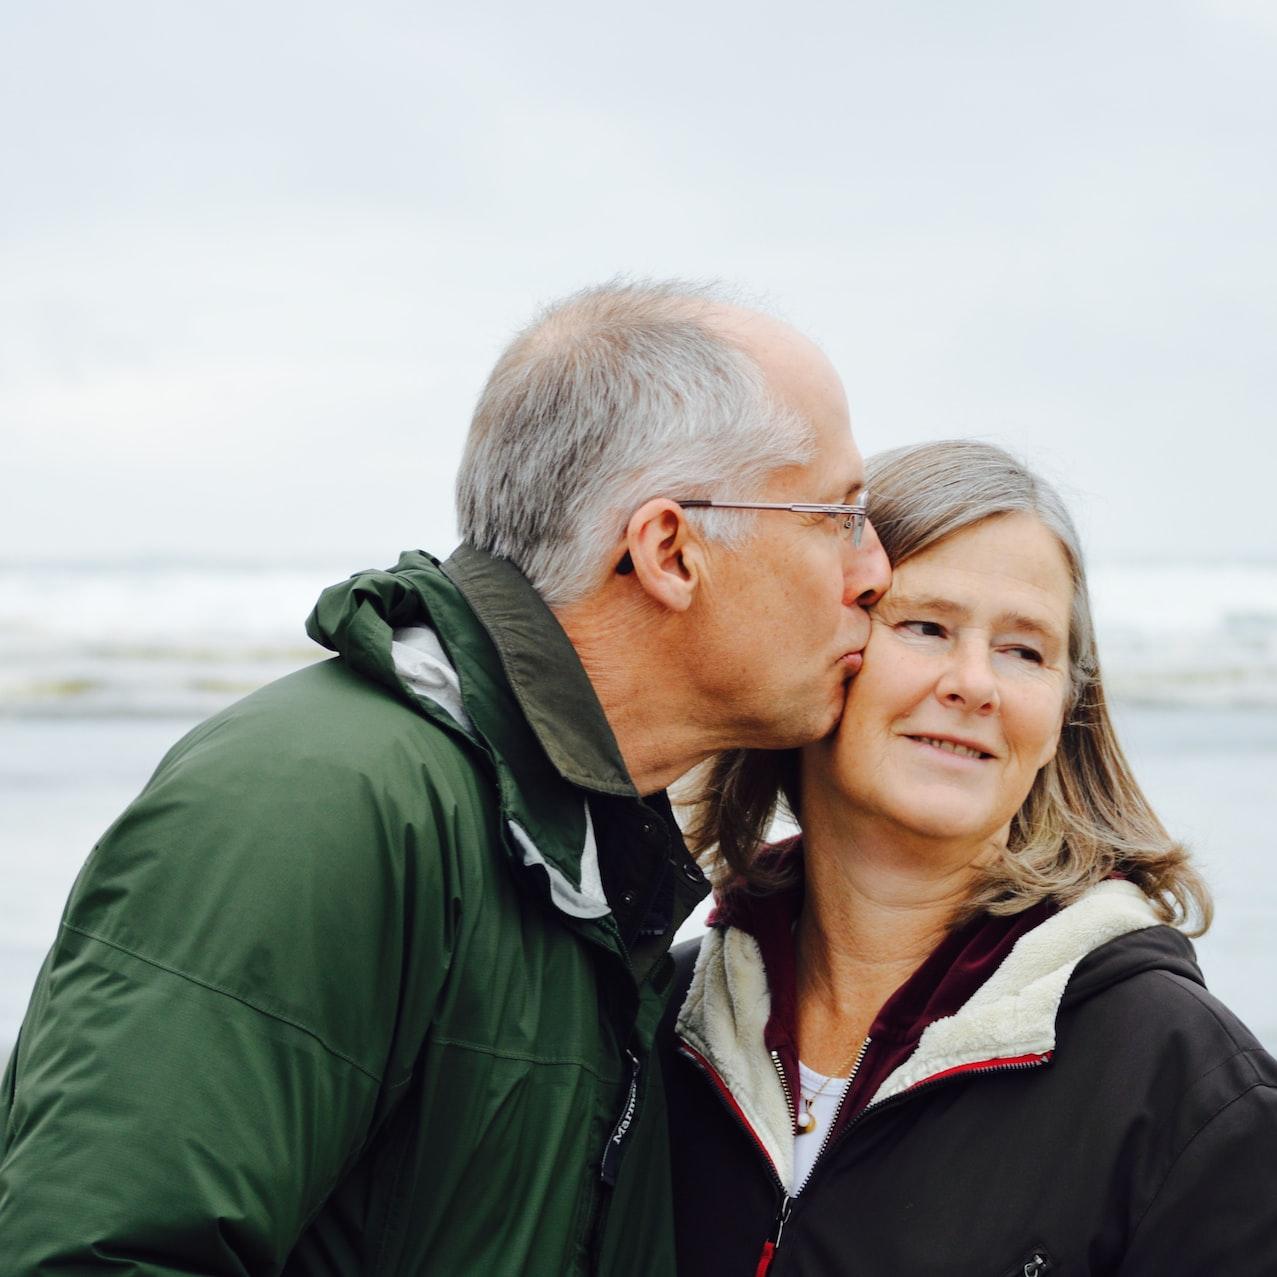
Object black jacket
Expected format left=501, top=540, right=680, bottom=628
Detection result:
left=660, top=884, right=1277, bottom=1276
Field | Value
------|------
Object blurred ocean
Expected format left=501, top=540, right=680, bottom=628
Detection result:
left=3, top=557, right=1276, bottom=718
left=2, top=557, right=1276, bottom=1057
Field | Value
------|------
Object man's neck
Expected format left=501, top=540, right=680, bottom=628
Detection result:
left=554, top=598, right=715, bottom=796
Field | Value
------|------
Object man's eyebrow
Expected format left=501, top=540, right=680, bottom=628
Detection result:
left=836, top=479, right=865, bottom=503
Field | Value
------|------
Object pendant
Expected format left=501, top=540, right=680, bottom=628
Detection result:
left=796, top=1104, right=817, bottom=1135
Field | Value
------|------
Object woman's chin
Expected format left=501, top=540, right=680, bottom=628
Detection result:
left=876, top=802, right=1006, bottom=849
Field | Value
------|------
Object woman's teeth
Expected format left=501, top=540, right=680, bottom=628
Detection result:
left=915, top=736, right=987, bottom=759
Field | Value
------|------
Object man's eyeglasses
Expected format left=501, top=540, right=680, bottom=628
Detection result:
left=674, top=496, right=870, bottom=547
left=615, top=492, right=870, bottom=574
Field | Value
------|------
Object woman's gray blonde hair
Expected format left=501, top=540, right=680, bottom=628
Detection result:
left=685, top=439, right=1212, bottom=934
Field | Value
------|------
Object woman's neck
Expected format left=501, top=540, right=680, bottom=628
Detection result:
left=794, top=809, right=996, bottom=1073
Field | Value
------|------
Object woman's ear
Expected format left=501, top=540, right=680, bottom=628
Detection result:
left=1036, top=709, right=1067, bottom=771
left=620, top=499, right=701, bottom=613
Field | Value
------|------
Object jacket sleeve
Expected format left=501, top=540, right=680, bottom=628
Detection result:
left=0, top=702, right=460, bottom=1274
left=1119, top=1053, right=1277, bottom=1275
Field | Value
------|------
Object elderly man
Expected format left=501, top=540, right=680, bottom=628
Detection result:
left=0, top=282, right=889, bottom=1274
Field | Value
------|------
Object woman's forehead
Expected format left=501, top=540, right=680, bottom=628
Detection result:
left=884, top=516, right=1073, bottom=634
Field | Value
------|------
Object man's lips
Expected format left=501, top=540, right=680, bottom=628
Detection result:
left=838, top=651, right=864, bottom=675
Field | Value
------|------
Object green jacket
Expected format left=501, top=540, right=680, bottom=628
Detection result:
left=0, top=546, right=708, bottom=1275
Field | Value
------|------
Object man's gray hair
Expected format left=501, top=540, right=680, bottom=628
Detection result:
left=456, top=280, right=816, bottom=606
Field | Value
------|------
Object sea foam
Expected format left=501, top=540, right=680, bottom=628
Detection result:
left=2, top=558, right=1275, bottom=715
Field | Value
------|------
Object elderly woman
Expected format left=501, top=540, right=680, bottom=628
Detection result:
left=662, top=441, right=1277, bottom=1277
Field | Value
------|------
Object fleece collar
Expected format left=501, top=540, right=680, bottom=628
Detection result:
left=676, top=878, right=1161, bottom=1194
left=712, top=850, right=1056, bottom=1145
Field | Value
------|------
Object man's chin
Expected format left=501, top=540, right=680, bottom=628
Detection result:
left=815, top=697, right=850, bottom=742
left=761, top=685, right=849, bottom=751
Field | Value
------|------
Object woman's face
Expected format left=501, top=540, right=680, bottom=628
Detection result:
left=806, top=512, right=1074, bottom=849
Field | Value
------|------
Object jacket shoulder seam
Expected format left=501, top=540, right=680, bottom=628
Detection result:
left=430, top=1034, right=615, bottom=1082
left=63, top=922, right=383, bottom=1084
left=1129, top=1070, right=1277, bottom=1241
left=1143, top=968, right=1257, bottom=1051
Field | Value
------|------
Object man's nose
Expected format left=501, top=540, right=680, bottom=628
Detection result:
left=844, top=519, right=891, bottom=608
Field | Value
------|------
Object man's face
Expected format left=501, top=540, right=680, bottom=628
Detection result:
left=687, top=331, right=892, bottom=750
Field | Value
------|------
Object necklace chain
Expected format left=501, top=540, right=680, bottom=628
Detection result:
left=796, top=1038, right=869, bottom=1135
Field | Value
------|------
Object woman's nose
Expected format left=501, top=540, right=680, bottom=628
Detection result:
left=844, top=519, right=891, bottom=607
left=935, top=642, right=999, bottom=713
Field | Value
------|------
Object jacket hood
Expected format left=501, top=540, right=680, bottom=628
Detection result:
left=306, top=547, right=629, bottom=924
left=306, top=549, right=442, bottom=702
left=1062, top=919, right=1202, bottom=1007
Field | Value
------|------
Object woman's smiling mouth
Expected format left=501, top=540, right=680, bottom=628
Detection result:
left=906, top=734, right=995, bottom=760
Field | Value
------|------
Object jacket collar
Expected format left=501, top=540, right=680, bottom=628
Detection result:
left=442, top=543, right=636, bottom=798
left=677, top=878, right=1162, bottom=1194
left=709, top=845, right=1057, bottom=1131
left=306, top=547, right=629, bottom=928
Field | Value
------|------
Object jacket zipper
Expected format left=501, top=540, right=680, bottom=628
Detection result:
left=585, top=1048, right=644, bottom=1272
left=599, top=1050, right=642, bottom=1186
left=768, top=1049, right=798, bottom=1131
left=677, top=1042, right=793, bottom=1277
left=784, top=1036, right=871, bottom=1179
left=1003, top=1247, right=1053, bottom=1277
left=808, top=1051, right=1052, bottom=1185
left=677, top=1042, right=786, bottom=1193
left=683, top=1035, right=1051, bottom=1272
left=754, top=1195, right=792, bottom=1277
left=684, top=1039, right=870, bottom=1277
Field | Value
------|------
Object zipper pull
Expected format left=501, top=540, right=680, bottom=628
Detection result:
left=599, top=1050, right=641, bottom=1186
left=753, top=1195, right=792, bottom=1277
left=1023, top=1250, right=1052, bottom=1276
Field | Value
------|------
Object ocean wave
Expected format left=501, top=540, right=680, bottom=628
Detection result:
left=3, top=560, right=1276, bottom=715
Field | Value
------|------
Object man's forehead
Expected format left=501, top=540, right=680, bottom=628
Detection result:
left=707, top=303, right=857, bottom=499
left=701, top=301, right=791, bottom=345
left=816, top=426, right=864, bottom=496
left=708, top=307, right=845, bottom=412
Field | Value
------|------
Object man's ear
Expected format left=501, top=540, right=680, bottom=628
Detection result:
left=618, top=499, right=701, bottom=613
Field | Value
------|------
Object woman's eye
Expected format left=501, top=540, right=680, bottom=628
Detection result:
left=1008, top=645, right=1044, bottom=664
left=901, top=620, right=946, bottom=639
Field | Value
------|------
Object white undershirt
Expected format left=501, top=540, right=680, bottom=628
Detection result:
left=793, top=1060, right=852, bottom=1192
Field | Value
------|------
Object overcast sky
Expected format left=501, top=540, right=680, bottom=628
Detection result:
left=2, top=0, right=1275, bottom=568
